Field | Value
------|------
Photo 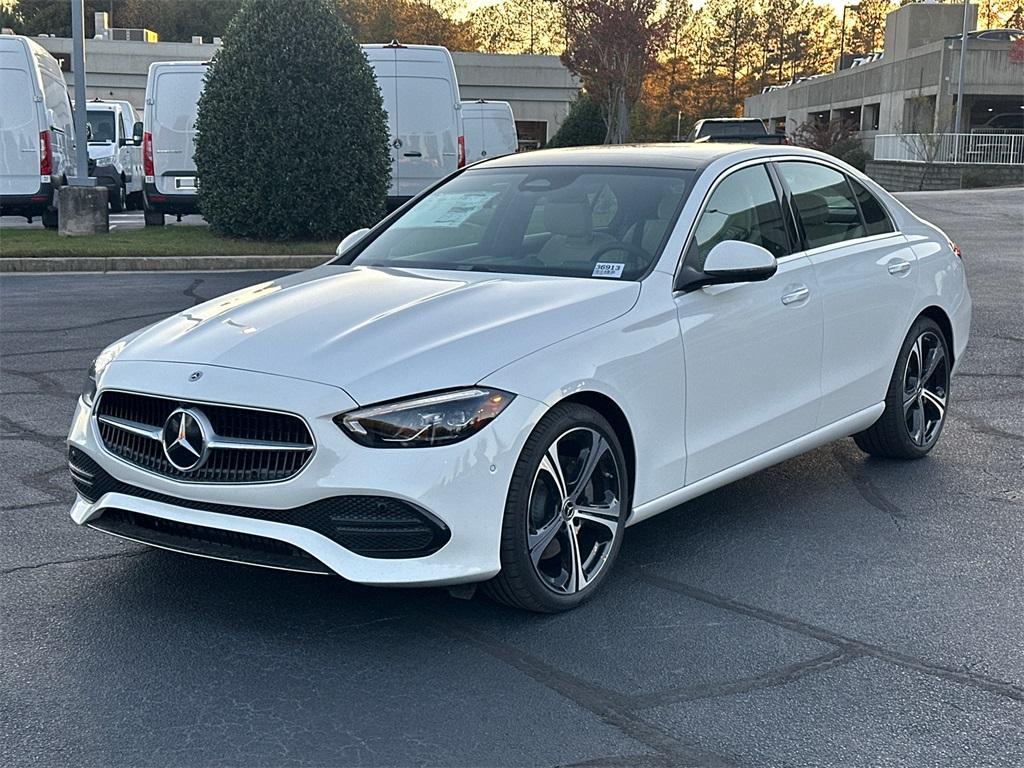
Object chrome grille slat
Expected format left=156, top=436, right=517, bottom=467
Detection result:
left=94, top=391, right=314, bottom=484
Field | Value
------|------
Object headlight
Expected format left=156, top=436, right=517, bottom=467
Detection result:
left=92, top=154, right=115, bottom=167
left=336, top=388, right=514, bottom=448
left=82, top=340, right=127, bottom=407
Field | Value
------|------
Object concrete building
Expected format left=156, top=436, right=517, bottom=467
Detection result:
left=34, top=19, right=579, bottom=148
left=744, top=3, right=1023, bottom=142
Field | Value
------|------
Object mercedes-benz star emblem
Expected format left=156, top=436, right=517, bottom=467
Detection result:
left=189, top=371, right=203, bottom=382
left=161, top=408, right=211, bottom=472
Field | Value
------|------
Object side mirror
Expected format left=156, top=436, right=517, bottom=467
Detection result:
left=677, top=240, right=778, bottom=292
left=335, top=227, right=370, bottom=257
left=701, top=240, right=777, bottom=285
left=132, top=121, right=144, bottom=143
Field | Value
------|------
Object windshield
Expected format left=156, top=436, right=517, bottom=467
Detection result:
left=87, top=110, right=117, bottom=143
left=347, top=166, right=693, bottom=280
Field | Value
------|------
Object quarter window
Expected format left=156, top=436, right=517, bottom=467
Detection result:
left=778, top=161, right=865, bottom=249
left=849, top=177, right=894, bottom=236
left=687, top=164, right=790, bottom=269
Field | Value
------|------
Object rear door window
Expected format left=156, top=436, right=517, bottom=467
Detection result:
left=848, top=177, right=895, bottom=236
left=154, top=72, right=204, bottom=130
left=0, top=68, right=35, bottom=129
left=778, top=161, right=866, bottom=249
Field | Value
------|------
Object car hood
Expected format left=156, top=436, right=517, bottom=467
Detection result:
left=87, top=143, right=116, bottom=160
left=115, top=265, right=641, bottom=404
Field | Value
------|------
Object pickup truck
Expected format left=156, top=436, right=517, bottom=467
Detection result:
left=685, top=118, right=788, bottom=144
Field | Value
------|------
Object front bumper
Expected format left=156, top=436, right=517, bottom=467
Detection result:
left=67, top=360, right=545, bottom=587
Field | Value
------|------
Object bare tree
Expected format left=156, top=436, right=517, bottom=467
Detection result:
left=561, top=0, right=668, bottom=143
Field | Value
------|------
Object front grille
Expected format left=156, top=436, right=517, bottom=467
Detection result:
left=90, top=508, right=331, bottom=574
left=70, top=447, right=450, bottom=559
left=94, top=390, right=314, bottom=483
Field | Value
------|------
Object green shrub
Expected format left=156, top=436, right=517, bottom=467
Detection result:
left=547, top=93, right=607, bottom=148
left=194, top=0, right=390, bottom=240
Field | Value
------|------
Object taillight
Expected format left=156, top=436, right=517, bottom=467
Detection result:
left=39, top=131, right=52, bottom=176
left=458, top=135, right=466, bottom=168
left=142, top=131, right=154, bottom=177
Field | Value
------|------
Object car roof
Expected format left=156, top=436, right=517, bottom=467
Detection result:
left=474, top=143, right=814, bottom=172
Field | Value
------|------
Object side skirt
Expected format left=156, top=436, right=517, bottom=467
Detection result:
left=627, top=403, right=885, bottom=526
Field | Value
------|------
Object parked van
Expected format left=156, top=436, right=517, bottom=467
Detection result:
left=140, top=60, right=207, bottom=225
left=0, top=35, right=75, bottom=227
left=361, top=43, right=464, bottom=208
left=84, top=99, right=143, bottom=212
left=461, top=100, right=518, bottom=162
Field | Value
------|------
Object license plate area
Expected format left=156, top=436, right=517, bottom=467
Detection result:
left=174, top=177, right=197, bottom=190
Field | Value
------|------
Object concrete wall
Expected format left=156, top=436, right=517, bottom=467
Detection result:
left=35, top=37, right=578, bottom=138
left=866, top=159, right=1024, bottom=191
left=743, top=3, right=1022, bottom=139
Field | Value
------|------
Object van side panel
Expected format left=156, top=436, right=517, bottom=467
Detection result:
left=0, top=43, right=42, bottom=196
left=392, top=47, right=461, bottom=199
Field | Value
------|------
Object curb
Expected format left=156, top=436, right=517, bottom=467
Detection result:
left=0, top=254, right=331, bottom=273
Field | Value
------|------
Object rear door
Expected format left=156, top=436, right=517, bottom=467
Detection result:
left=394, top=47, right=460, bottom=198
left=363, top=47, right=399, bottom=197
left=775, top=161, right=917, bottom=425
left=0, top=43, right=41, bottom=195
left=151, top=67, right=204, bottom=195
left=484, top=105, right=517, bottom=157
left=463, top=109, right=484, bottom=161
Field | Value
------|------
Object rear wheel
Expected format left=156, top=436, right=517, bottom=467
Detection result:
left=144, top=209, right=164, bottom=227
left=854, top=316, right=950, bottom=459
left=110, top=182, right=126, bottom=213
left=41, top=207, right=58, bottom=229
left=483, top=403, right=629, bottom=613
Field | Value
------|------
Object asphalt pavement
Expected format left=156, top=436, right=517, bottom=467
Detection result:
left=0, top=212, right=206, bottom=230
left=1, top=188, right=1022, bottom=767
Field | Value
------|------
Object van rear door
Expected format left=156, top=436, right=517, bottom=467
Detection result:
left=151, top=67, right=204, bottom=196
left=0, top=44, right=42, bottom=196
left=363, top=46, right=399, bottom=198
left=393, top=47, right=460, bottom=199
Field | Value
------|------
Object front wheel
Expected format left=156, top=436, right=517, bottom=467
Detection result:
left=854, top=316, right=951, bottom=459
left=483, top=403, right=630, bottom=613
left=110, top=183, right=126, bottom=213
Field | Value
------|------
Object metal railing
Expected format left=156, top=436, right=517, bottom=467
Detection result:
left=874, top=133, right=1024, bottom=165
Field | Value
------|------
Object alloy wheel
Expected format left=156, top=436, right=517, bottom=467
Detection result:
left=903, top=330, right=949, bottom=449
left=527, top=427, right=623, bottom=595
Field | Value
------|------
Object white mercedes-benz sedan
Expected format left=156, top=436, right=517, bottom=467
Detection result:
left=67, top=144, right=971, bottom=612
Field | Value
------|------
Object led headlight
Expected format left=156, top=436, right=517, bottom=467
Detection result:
left=92, top=153, right=116, bottom=167
left=336, top=388, right=514, bottom=448
left=82, top=340, right=127, bottom=407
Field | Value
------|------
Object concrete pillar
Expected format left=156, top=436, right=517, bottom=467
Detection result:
left=57, top=186, right=109, bottom=236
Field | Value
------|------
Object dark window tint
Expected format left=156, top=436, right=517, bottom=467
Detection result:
left=687, top=164, right=789, bottom=269
left=849, top=177, right=894, bottom=236
left=779, top=161, right=865, bottom=248
left=87, top=111, right=117, bottom=143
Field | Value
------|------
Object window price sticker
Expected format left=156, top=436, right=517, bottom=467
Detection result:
left=592, top=262, right=625, bottom=279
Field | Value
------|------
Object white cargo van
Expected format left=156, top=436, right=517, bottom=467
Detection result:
left=461, top=99, right=518, bottom=162
left=361, top=43, right=464, bottom=208
left=140, top=60, right=207, bottom=225
left=0, top=35, right=76, bottom=227
left=84, top=99, right=143, bottom=212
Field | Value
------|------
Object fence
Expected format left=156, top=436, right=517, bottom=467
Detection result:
left=874, top=133, right=1024, bottom=165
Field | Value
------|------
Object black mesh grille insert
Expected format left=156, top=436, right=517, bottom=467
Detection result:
left=69, top=447, right=450, bottom=559
left=94, top=390, right=314, bottom=483
left=90, top=508, right=331, bottom=574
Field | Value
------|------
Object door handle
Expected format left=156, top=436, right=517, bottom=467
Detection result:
left=887, top=260, right=911, bottom=275
left=402, top=151, right=422, bottom=157
left=781, top=286, right=810, bottom=305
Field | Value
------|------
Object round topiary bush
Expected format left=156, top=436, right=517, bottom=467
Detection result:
left=195, top=0, right=389, bottom=240
left=546, top=93, right=606, bottom=148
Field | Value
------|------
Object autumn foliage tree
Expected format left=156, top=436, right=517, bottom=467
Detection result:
left=561, top=0, right=668, bottom=143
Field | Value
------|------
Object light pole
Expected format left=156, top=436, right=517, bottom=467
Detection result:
left=68, top=0, right=94, bottom=187
left=676, top=110, right=682, bottom=142
left=953, top=0, right=971, bottom=134
left=837, top=4, right=861, bottom=73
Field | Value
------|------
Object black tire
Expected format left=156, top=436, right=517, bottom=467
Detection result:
left=41, top=207, right=58, bottom=229
left=144, top=209, right=164, bottom=227
left=854, top=316, right=951, bottom=459
left=110, top=182, right=126, bottom=213
left=482, top=403, right=630, bottom=613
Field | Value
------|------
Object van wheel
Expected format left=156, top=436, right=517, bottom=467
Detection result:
left=144, top=209, right=164, bottom=227
left=41, top=208, right=58, bottom=229
left=110, top=183, right=126, bottom=213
